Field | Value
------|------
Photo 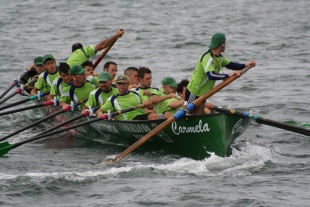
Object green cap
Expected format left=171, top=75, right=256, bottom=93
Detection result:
left=98, top=71, right=111, bottom=82
left=42, top=54, right=55, bottom=63
left=208, top=33, right=226, bottom=49
left=70, top=65, right=85, bottom=75
left=116, top=74, right=129, bottom=83
left=162, top=77, right=177, bottom=87
left=34, top=56, right=44, bottom=66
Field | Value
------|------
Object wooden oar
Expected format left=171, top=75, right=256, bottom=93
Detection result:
left=30, top=106, right=100, bottom=138
left=0, top=100, right=56, bottom=117
left=0, top=104, right=144, bottom=157
left=0, top=88, right=22, bottom=105
left=213, top=106, right=310, bottom=136
left=92, top=38, right=117, bottom=70
left=0, top=80, right=18, bottom=100
left=0, top=99, right=86, bottom=142
left=0, top=92, right=49, bottom=111
left=106, top=65, right=253, bottom=163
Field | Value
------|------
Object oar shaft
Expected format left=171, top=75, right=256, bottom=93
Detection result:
left=110, top=116, right=176, bottom=163
left=213, top=106, right=310, bottom=136
left=0, top=101, right=54, bottom=116
left=0, top=89, right=21, bottom=105
left=0, top=105, right=143, bottom=156
left=0, top=80, right=18, bottom=100
left=13, top=105, right=144, bottom=148
left=193, top=65, right=252, bottom=108
left=0, top=108, right=66, bottom=142
left=93, top=39, right=117, bottom=69
left=0, top=92, right=49, bottom=111
left=12, top=116, right=106, bottom=150
left=255, top=117, right=310, bottom=136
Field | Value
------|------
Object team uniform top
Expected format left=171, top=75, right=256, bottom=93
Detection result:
left=50, top=77, right=70, bottom=98
left=187, top=50, right=230, bottom=97
left=100, top=91, right=147, bottom=120
left=131, top=87, right=160, bottom=100
left=59, top=82, right=96, bottom=106
left=66, top=46, right=96, bottom=67
left=85, top=87, right=119, bottom=108
left=34, top=71, right=60, bottom=93
left=153, top=91, right=179, bottom=115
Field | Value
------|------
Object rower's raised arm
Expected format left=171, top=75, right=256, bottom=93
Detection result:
left=94, top=29, right=124, bottom=52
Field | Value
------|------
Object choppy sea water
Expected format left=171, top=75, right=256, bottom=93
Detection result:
left=0, top=0, right=309, bottom=206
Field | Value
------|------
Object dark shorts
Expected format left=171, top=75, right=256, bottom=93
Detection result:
left=133, top=112, right=152, bottom=120
left=185, top=88, right=200, bottom=104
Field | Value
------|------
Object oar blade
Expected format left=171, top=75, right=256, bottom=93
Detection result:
left=0, top=142, right=14, bottom=157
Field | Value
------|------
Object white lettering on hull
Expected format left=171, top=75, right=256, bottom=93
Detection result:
left=232, top=119, right=244, bottom=134
left=171, top=120, right=210, bottom=135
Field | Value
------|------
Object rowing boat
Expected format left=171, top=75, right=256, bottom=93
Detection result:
left=1, top=71, right=251, bottom=160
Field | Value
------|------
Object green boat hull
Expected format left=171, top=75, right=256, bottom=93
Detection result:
left=85, top=113, right=251, bottom=160
left=34, top=103, right=251, bottom=160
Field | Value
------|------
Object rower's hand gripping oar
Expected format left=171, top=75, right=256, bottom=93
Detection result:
left=0, top=99, right=86, bottom=142
left=212, top=106, right=310, bottom=136
left=0, top=80, right=18, bottom=100
left=0, top=100, right=56, bottom=117
left=0, top=104, right=144, bottom=157
left=106, top=65, right=253, bottom=164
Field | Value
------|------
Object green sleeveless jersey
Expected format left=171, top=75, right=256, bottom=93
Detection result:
left=85, top=87, right=119, bottom=108
left=34, top=71, right=59, bottom=93
left=50, top=78, right=70, bottom=98
left=101, top=91, right=147, bottom=120
left=154, top=91, right=179, bottom=115
left=66, top=46, right=96, bottom=67
left=187, top=51, right=230, bottom=96
left=130, top=87, right=160, bottom=100
left=86, top=76, right=99, bottom=88
left=59, top=82, right=96, bottom=106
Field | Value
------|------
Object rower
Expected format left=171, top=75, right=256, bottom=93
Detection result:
left=59, top=65, right=96, bottom=110
left=124, top=67, right=139, bottom=90
left=81, top=60, right=98, bottom=77
left=96, top=74, right=158, bottom=120
left=81, top=60, right=99, bottom=88
left=46, top=62, right=72, bottom=101
left=131, top=67, right=160, bottom=100
left=150, top=77, right=184, bottom=119
left=30, top=54, right=59, bottom=101
left=66, top=29, right=124, bottom=67
left=82, top=71, right=118, bottom=112
left=23, top=56, right=46, bottom=92
left=103, top=61, right=118, bottom=85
